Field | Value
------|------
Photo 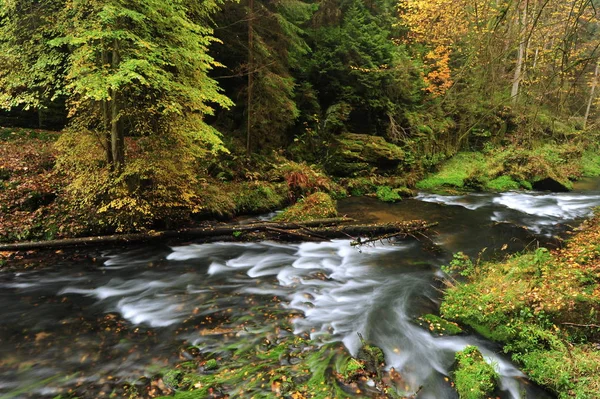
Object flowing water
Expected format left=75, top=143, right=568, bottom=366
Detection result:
left=3, top=179, right=600, bottom=398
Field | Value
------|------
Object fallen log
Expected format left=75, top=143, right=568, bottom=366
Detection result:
left=0, top=217, right=355, bottom=252
left=0, top=218, right=437, bottom=252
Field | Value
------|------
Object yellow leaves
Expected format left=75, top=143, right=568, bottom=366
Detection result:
left=422, top=45, right=453, bottom=96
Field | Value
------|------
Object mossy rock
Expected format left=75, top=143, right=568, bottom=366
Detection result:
left=485, top=175, right=521, bottom=191
left=357, top=341, right=385, bottom=379
left=417, top=314, right=463, bottom=336
left=416, top=152, right=486, bottom=192
left=204, top=358, right=218, bottom=371
left=326, top=133, right=405, bottom=177
left=453, top=346, right=498, bottom=399
left=376, top=186, right=402, bottom=202
left=163, top=370, right=184, bottom=390
left=273, top=192, right=337, bottom=222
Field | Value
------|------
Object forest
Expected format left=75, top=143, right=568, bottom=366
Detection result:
left=1, top=0, right=600, bottom=240
left=2, top=1, right=600, bottom=399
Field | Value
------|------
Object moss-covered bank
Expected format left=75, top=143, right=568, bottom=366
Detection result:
left=417, top=144, right=600, bottom=193
left=440, top=214, right=600, bottom=398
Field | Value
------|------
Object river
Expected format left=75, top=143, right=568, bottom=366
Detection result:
left=2, top=179, right=600, bottom=398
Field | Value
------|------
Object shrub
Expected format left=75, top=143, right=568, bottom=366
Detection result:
left=273, top=192, right=337, bottom=222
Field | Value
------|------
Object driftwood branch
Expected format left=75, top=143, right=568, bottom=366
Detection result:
left=350, top=222, right=438, bottom=246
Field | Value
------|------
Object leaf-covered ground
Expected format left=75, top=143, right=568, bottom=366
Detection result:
left=0, top=128, right=83, bottom=243
left=441, top=214, right=600, bottom=398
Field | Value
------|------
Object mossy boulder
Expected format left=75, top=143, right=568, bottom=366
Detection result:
left=326, top=133, right=405, bottom=177
left=273, top=192, right=337, bottom=222
left=453, top=346, right=498, bottom=399
left=376, top=186, right=402, bottom=202
left=357, top=340, right=385, bottom=379
left=417, top=314, right=463, bottom=336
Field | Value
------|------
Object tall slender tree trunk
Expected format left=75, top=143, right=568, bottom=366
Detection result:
left=583, top=60, right=600, bottom=130
left=246, top=0, right=254, bottom=156
left=101, top=47, right=113, bottom=167
left=511, top=0, right=528, bottom=104
left=111, top=39, right=124, bottom=170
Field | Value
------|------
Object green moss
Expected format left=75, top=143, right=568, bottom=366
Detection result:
left=343, top=358, right=364, bottom=378
left=453, top=346, right=498, bottom=399
left=519, top=180, right=533, bottom=190
left=416, top=152, right=486, bottom=191
left=580, top=151, right=600, bottom=177
left=441, top=217, right=600, bottom=397
left=273, top=192, right=337, bottom=222
left=326, top=133, right=405, bottom=177
left=417, top=314, right=463, bottom=336
left=485, top=175, right=520, bottom=191
left=204, top=359, right=218, bottom=371
left=376, top=186, right=402, bottom=202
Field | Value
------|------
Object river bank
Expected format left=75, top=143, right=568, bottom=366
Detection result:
left=5, top=184, right=600, bottom=398
left=440, top=212, right=600, bottom=398
left=3, top=126, right=600, bottom=249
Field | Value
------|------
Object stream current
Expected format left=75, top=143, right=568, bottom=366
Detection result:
left=3, top=179, right=600, bottom=398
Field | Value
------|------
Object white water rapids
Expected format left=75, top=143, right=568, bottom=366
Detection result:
left=5, top=182, right=600, bottom=398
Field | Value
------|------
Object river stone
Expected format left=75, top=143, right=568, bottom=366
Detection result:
left=326, top=133, right=405, bottom=177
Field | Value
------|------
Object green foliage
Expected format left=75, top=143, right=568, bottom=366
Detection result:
left=580, top=151, right=600, bottom=177
left=211, top=0, right=312, bottom=152
left=273, top=192, right=337, bottom=222
left=453, top=346, right=498, bottom=399
left=342, top=358, right=364, bottom=378
left=415, top=145, right=600, bottom=193
left=0, top=0, right=68, bottom=111
left=232, top=182, right=288, bottom=214
left=305, top=0, right=421, bottom=137
left=56, top=130, right=204, bottom=232
left=376, top=186, right=401, bottom=202
left=442, top=252, right=476, bottom=278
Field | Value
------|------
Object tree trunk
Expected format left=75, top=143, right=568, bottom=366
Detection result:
left=511, top=0, right=528, bottom=104
left=111, top=39, right=124, bottom=170
left=102, top=48, right=113, bottom=167
left=246, top=0, right=254, bottom=156
left=583, top=60, right=599, bottom=130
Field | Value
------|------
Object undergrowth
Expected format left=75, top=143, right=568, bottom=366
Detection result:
left=441, top=214, right=600, bottom=398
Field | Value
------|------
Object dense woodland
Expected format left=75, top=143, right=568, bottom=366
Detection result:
left=1, top=0, right=600, bottom=237
left=4, top=2, right=600, bottom=399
